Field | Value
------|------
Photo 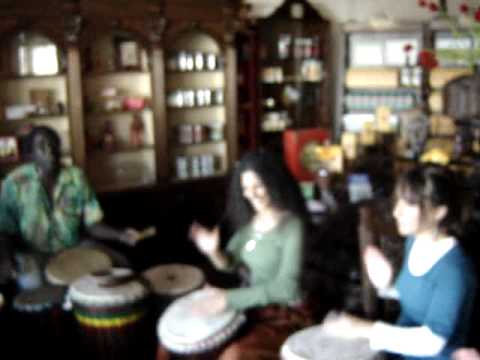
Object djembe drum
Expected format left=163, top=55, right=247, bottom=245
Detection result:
left=68, top=268, right=154, bottom=360
left=45, top=247, right=113, bottom=286
left=157, top=288, right=246, bottom=357
left=13, top=285, right=71, bottom=358
left=280, top=324, right=378, bottom=360
left=142, top=263, right=205, bottom=313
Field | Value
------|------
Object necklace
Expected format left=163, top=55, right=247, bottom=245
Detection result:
left=245, top=231, right=264, bottom=252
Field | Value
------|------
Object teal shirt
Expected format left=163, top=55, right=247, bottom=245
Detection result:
left=0, top=164, right=103, bottom=254
left=394, top=237, right=477, bottom=360
left=225, top=215, right=303, bottom=311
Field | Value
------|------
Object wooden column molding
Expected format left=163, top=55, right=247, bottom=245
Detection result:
left=65, top=14, right=86, bottom=169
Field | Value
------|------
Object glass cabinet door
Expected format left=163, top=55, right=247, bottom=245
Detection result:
left=82, top=30, right=155, bottom=192
left=0, top=31, right=71, bottom=174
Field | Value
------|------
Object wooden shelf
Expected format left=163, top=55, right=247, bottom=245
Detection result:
left=0, top=73, right=66, bottom=81
left=172, top=140, right=225, bottom=149
left=2, top=114, right=68, bottom=122
left=167, top=69, right=223, bottom=75
left=171, top=172, right=226, bottom=184
left=94, top=178, right=156, bottom=193
left=88, top=145, right=155, bottom=156
left=84, top=70, right=150, bottom=78
left=167, top=105, right=224, bottom=110
left=86, top=108, right=151, bottom=118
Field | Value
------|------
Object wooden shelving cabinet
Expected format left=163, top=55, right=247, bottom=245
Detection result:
left=257, top=0, right=331, bottom=153
left=0, top=0, right=242, bottom=192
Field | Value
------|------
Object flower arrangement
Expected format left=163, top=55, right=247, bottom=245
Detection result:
left=416, top=0, right=480, bottom=68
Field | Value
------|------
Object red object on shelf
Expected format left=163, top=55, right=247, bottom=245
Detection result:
left=283, top=128, right=330, bottom=181
left=123, top=97, right=145, bottom=111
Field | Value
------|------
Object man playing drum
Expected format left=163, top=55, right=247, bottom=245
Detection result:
left=0, top=126, right=144, bottom=289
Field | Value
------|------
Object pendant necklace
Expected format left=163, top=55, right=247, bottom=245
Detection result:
left=245, top=231, right=264, bottom=252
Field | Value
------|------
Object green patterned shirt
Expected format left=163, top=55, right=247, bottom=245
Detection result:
left=0, top=164, right=103, bottom=254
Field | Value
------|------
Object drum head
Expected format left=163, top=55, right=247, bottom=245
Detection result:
left=280, top=325, right=377, bottom=360
left=158, top=289, right=245, bottom=354
left=13, top=286, right=66, bottom=312
left=142, top=264, right=204, bottom=297
left=69, top=268, right=148, bottom=307
left=45, top=247, right=113, bottom=286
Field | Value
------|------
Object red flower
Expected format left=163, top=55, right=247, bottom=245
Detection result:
left=418, top=50, right=438, bottom=70
left=475, top=8, right=480, bottom=22
left=429, top=2, right=439, bottom=11
left=404, top=43, right=413, bottom=53
left=418, top=0, right=427, bottom=7
left=459, top=3, right=469, bottom=14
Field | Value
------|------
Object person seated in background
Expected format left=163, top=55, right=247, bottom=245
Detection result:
left=323, top=164, right=477, bottom=360
left=0, top=126, right=143, bottom=289
left=161, top=149, right=311, bottom=359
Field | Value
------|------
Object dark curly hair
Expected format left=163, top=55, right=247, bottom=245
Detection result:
left=224, top=149, right=308, bottom=231
left=395, top=164, right=462, bottom=237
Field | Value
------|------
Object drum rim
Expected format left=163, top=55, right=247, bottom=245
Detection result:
left=281, top=324, right=378, bottom=360
left=68, top=268, right=148, bottom=307
left=159, top=312, right=245, bottom=354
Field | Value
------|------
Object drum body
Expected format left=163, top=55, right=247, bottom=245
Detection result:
left=142, top=263, right=205, bottom=313
left=280, top=325, right=378, bottom=360
left=69, top=268, right=154, bottom=360
left=158, top=288, right=245, bottom=355
left=13, top=286, right=72, bottom=359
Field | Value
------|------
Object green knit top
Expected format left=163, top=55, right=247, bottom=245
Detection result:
left=225, top=214, right=303, bottom=311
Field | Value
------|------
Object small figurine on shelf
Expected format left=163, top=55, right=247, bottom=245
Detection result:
left=129, top=113, right=145, bottom=147
left=102, top=120, right=116, bottom=151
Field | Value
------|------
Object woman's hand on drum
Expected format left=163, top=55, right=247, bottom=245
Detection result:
left=189, top=222, right=220, bottom=257
left=189, top=286, right=227, bottom=316
left=363, top=245, right=393, bottom=290
left=322, top=311, right=373, bottom=340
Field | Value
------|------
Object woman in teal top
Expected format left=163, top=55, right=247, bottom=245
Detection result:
left=323, top=165, right=477, bottom=360
left=188, top=149, right=310, bottom=359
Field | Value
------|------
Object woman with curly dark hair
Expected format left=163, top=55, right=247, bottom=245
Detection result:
left=184, top=149, right=310, bottom=359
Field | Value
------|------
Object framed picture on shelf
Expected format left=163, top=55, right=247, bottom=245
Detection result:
left=117, top=40, right=140, bottom=70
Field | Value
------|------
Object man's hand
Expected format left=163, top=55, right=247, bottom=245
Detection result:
left=119, top=226, right=156, bottom=246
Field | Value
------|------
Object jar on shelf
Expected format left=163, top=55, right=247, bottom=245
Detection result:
left=178, top=51, right=188, bottom=71
left=213, top=89, right=224, bottom=105
left=190, top=155, right=201, bottom=178
left=278, top=34, right=292, bottom=59
left=209, top=124, right=223, bottom=141
left=178, top=124, right=193, bottom=145
left=206, top=53, right=217, bottom=70
left=194, top=52, right=204, bottom=71
left=183, top=90, right=195, bottom=107
left=175, top=156, right=189, bottom=179
left=193, top=124, right=204, bottom=143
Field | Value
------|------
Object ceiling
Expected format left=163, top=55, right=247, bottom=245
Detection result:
left=245, top=0, right=473, bottom=24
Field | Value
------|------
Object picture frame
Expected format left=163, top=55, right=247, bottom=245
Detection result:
left=117, top=40, right=140, bottom=70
